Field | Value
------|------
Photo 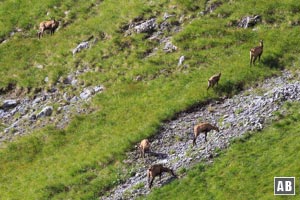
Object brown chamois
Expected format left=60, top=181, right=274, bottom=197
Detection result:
left=147, top=164, right=176, bottom=189
left=250, top=40, right=263, bottom=66
left=193, top=122, right=219, bottom=146
left=207, top=72, right=221, bottom=90
left=138, top=139, right=150, bottom=158
left=38, top=19, right=59, bottom=39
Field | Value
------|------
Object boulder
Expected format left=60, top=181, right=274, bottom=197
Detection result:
left=134, top=18, right=157, bottom=34
left=1, top=100, right=18, bottom=111
left=238, top=15, right=261, bottom=28
left=37, top=106, right=53, bottom=118
left=80, top=88, right=93, bottom=100
left=163, top=41, right=178, bottom=53
left=72, top=41, right=90, bottom=55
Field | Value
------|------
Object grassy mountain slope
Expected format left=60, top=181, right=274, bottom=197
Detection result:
left=0, top=0, right=300, bottom=199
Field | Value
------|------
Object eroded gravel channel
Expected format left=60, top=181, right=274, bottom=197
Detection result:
left=101, top=70, right=300, bottom=200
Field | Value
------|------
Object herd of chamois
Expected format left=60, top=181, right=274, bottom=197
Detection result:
left=36, top=18, right=264, bottom=189
left=139, top=39, right=264, bottom=189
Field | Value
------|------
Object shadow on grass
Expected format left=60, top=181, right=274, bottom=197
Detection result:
left=160, top=175, right=178, bottom=187
left=43, top=183, right=70, bottom=199
left=261, top=54, right=284, bottom=69
left=214, top=80, right=245, bottom=97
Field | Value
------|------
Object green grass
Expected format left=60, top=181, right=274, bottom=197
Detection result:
left=145, top=102, right=300, bottom=200
left=1, top=0, right=300, bottom=199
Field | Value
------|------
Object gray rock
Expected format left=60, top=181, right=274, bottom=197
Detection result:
left=44, top=76, right=49, bottom=82
left=63, top=93, right=71, bottom=101
left=1, top=100, right=18, bottom=111
left=63, top=75, right=73, bottom=84
left=238, top=15, right=261, bottom=29
left=33, top=97, right=43, bottom=104
left=80, top=89, right=93, bottom=100
left=29, top=114, right=37, bottom=121
left=71, top=79, right=78, bottom=86
left=72, top=41, right=90, bottom=55
left=134, top=18, right=157, bottom=33
left=159, top=21, right=171, bottom=31
left=94, top=85, right=104, bottom=93
left=70, top=96, right=80, bottom=103
left=37, top=106, right=53, bottom=118
left=178, top=55, right=185, bottom=66
left=163, top=12, right=175, bottom=20
left=163, top=41, right=178, bottom=53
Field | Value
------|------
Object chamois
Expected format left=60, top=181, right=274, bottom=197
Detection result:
left=207, top=72, right=221, bottom=90
left=193, top=122, right=219, bottom=146
left=147, top=164, right=176, bottom=189
left=138, top=139, right=150, bottom=158
left=38, top=19, right=59, bottom=39
left=250, top=40, right=263, bottom=66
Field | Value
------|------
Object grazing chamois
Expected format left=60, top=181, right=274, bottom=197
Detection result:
left=38, top=19, right=59, bottom=39
left=207, top=72, right=221, bottom=90
left=250, top=40, right=263, bottom=66
left=138, top=139, right=151, bottom=158
left=147, top=164, right=176, bottom=189
left=193, top=122, right=219, bottom=146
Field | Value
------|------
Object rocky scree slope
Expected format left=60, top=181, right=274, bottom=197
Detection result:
left=101, top=70, right=300, bottom=200
left=0, top=66, right=104, bottom=146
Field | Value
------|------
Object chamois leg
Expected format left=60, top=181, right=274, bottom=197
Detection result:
left=40, top=27, right=45, bottom=39
left=149, top=177, right=155, bottom=189
left=253, top=57, right=257, bottom=65
left=171, top=170, right=176, bottom=177
left=140, top=149, right=144, bottom=158
left=207, top=81, right=213, bottom=90
left=38, top=31, right=42, bottom=39
left=204, top=132, right=208, bottom=142
left=193, top=137, right=197, bottom=146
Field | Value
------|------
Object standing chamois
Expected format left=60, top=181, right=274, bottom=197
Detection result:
left=207, top=72, right=221, bottom=90
left=147, top=164, right=176, bottom=189
left=38, top=19, right=59, bottom=39
left=138, top=139, right=151, bottom=158
left=250, top=40, right=263, bottom=66
left=193, top=122, right=219, bottom=146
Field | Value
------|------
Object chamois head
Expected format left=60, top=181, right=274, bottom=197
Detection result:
left=259, top=40, right=263, bottom=46
left=214, top=125, right=220, bottom=132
